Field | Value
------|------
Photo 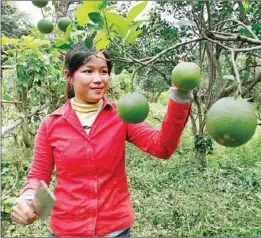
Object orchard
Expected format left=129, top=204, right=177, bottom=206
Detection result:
left=1, top=1, right=261, bottom=237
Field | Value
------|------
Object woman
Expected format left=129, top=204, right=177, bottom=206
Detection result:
left=11, top=43, right=192, bottom=237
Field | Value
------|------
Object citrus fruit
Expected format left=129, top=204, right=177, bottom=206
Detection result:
left=32, top=1, right=48, bottom=8
left=57, top=17, right=72, bottom=32
left=171, top=62, right=200, bottom=91
left=127, top=68, right=133, bottom=74
left=206, top=97, right=257, bottom=147
left=37, top=18, right=54, bottom=34
left=117, top=92, right=149, bottom=124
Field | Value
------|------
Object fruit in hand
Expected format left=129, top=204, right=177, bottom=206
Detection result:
left=206, top=97, right=257, bottom=147
left=171, top=62, right=200, bottom=91
left=117, top=92, right=149, bottom=124
left=37, top=18, right=54, bottom=34
left=57, top=17, right=72, bottom=32
left=32, top=1, right=49, bottom=8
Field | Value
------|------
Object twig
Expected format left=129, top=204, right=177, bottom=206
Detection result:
left=145, top=37, right=204, bottom=65
left=131, top=65, right=145, bottom=92
left=229, top=18, right=258, bottom=40
left=231, top=50, right=242, bottom=96
left=239, top=65, right=261, bottom=73
left=208, top=32, right=261, bottom=45
left=234, top=45, right=261, bottom=52
left=184, top=41, right=198, bottom=59
left=203, top=33, right=231, bottom=51
left=1, top=100, right=22, bottom=104
left=213, top=18, right=258, bottom=40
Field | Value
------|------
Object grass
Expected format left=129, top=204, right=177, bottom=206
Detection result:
left=1, top=103, right=261, bottom=237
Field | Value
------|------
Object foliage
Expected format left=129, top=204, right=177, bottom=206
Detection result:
left=1, top=1, right=33, bottom=38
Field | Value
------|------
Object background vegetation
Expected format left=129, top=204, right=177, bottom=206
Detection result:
left=1, top=1, right=261, bottom=237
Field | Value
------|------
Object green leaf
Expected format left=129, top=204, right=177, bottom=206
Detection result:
left=95, top=31, right=110, bottom=50
left=88, top=12, right=104, bottom=26
left=76, top=1, right=102, bottom=26
left=252, top=23, right=260, bottom=32
left=103, top=11, right=128, bottom=38
left=129, top=20, right=144, bottom=31
left=82, top=1, right=104, bottom=10
left=126, top=2, right=147, bottom=24
left=125, top=29, right=142, bottom=45
left=97, top=0, right=108, bottom=10
left=85, top=37, right=94, bottom=49
left=242, top=1, right=248, bottom=10
left=87, top=22, right=101, bottom=30
left=75, top=5, right=90, bottom=26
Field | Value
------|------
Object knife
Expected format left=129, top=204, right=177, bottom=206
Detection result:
left=29, top=180, right=56, bottom=220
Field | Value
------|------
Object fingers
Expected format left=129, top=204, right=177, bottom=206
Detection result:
left=11, top=198, right=38, bottom=225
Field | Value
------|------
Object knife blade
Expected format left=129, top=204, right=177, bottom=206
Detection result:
left=29, top=180, right=56, bottom=220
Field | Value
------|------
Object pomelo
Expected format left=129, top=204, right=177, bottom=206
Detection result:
left=57, top=17, right=72, bottom=32
left=171, top=62, right=200, bottom=91
left=117, top=92, right=149, bottom=124
left=37, top=18, right=54, bottom=34
left=32, top=1, right=48, bottom=8
left=206, top=97, right=257, bottom=147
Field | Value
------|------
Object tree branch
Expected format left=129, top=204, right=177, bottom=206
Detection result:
left=131, top=65, right=145, bottom=92
left=231, top=50, right=242, bottom=95
left=234, top=45, right=261, bottom=52
left=2, top=103, right=48, bottom=136
left=241, top=71, right=261, bottom=97
left=145, top=37, right=204, bottom=65
left=213, top=18, right=258, bottom=40
left=1, top=100, right=22, bottom=104
left=209, top=32, right=261, bottom=45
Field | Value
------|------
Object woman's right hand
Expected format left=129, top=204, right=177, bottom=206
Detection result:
left=11, top=198, right=38, bottom=225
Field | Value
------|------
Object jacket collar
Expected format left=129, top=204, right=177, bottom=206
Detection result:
left=50, top=97, right=116, bottom=140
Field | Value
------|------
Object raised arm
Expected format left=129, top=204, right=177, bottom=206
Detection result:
left=127, top=87, right=191, bottom=159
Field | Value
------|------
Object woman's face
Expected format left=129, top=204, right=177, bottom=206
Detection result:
left=66, top=53, right=109, bottom=104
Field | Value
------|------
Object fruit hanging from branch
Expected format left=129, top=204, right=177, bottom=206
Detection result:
left=206, top=97, right=257, bottom=147
left=37, top=18, right=54, bottom=34
left=57, top=17, right=72, bottom=32
left=171, top=62, right=201, bottom=91
left=31, top=0, right=49, bottom=8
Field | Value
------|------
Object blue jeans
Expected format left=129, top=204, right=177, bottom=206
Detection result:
left=48, top=227, right=131, bottom=237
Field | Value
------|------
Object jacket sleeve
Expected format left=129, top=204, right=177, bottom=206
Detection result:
left=19, top=117, right=54, bottom=196
left=126, top=99, right=191, bottom=159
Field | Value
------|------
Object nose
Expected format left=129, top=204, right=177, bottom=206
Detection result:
left=92, top=72, right=102, bottom=83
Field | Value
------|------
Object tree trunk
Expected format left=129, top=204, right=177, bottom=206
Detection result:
left=18, top=89, right=33, bottom=148
left=21, top=107, right=33, bottom=148
left=52, top=0, right=71, bottom=19
left=195, top=149, right=206, bottom=162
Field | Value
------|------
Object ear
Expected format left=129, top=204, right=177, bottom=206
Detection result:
left=64, top=70, right=73, bottom=84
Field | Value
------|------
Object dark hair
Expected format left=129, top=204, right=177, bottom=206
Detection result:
left=64, top=42, right=112, bottom=100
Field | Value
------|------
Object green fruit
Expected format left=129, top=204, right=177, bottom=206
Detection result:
left=32, top=0, right=48, bottom=8
left=37, top=18, right=54, bottom=34
left=117, top=92, right=149, bottom=124
left=57, top=17, right=72, bottom=32
left=127, top=68, right=133, bottom=74
left=206, top=97, right=257, bottom=147
left=171, top=62, right=200, bottom=91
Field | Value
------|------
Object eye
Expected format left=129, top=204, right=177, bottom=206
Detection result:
left=83, top=70, right=92, bottom=74
left=101, top=70, right=108, bottom=74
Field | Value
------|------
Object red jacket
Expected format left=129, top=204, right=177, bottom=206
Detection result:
left=21, top=97, right=191, bottom=237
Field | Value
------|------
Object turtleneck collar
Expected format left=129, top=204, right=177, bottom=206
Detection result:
left=71, top=97, right=102, bottom=113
